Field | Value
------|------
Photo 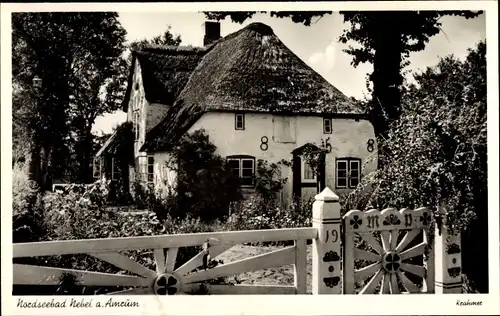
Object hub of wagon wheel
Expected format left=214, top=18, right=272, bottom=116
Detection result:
left=382, top=251, right=402, bottom=273
left=152, top=273, right=181, bottom=295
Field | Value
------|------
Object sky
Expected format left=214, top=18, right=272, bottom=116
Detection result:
left=92, top=11, right=486, bottom=135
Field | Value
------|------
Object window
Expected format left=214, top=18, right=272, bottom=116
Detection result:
left=336, top=158, right=361, bottom=189
left=111, top=157, right=120, bottom=181
left=147, top=156, right=154, bottom=183
left=227, top=156, right=255, bottom=187
left=93, top=157, right=101, bottom=179
left=323, top=118, right=332, bottom=134
left=133, top=111, right=140, bottom=140
left=235, top=113, right=245, bottom=130
left=302, top=160, right=316, bottom=182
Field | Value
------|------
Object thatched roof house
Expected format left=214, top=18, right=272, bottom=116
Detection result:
left=130, top=22, right=364, bottom=152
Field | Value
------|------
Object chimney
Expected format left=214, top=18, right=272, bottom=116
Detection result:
left=203, top=21, right=221, bottom=46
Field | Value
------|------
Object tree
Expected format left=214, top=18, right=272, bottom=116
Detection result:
left=344, top=42, right=487, bottom=292
left=129, top=25, right=181, bottom=51
left=204, top=11, right=482, bottom=139
left=12, top=13, right=128, bottom=188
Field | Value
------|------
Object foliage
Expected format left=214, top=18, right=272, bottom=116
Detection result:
left=227, top=196, right=313, bottom=246
left=342, top=42, right=487, bottom=292
left=12, top=181, right=229, bottom=295
left=129, top=25, right=182, bottom=51
left=300, top=144, right=329, bottom=176
left=254, top=159, right=290, bottom=206
left=106, top=122, right=135, bottom=204
left=339, top=11, right=483, bottom=137
left=12, top=161, right=46, bottom=243
left=204, top=11, right=332, bottom=26
left=164, top=129, right=243, bottom=221
left=12, top=12, right=128, bottom=186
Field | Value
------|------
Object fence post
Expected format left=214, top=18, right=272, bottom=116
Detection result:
left=435, top=219, right=463, bottom=293
left=312, top=187, right=342, bottom=294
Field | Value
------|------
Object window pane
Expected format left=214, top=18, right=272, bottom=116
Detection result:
left=324, top=119, right=331, bottom=132
left=304, top=162, right=314, bottom=180
left=338, top=170, right=347, bottom=178
left=241, top=177, right=253, bottom=186
left=350, top=160, right=360, bottom=170
left=337, top=178, right=347, bottom=187
left=227, top=159, right=240, bottom=169
left=236, top=115, right=244, bottom=129
left=242, top=168, right=253, bottom=177
left=350, top=170, right=359, bottom=178
left=242, top=159, right=253, bottom=169
left=350, top=178, right=359, bottom=187
left=337, top=161, right=347, bottom=170
left=148, top=173, right=154, bottom=182
left=148, top=156, right=154, bottom=164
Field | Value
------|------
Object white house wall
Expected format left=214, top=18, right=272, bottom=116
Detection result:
left=152, top=111, right=377, bottom=206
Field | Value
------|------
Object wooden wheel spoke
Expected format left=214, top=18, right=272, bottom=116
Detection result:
left=360, top=269, right=384, bottom=294
left=390, top=230, right=399, bottom=250
left=395, top=229, right=420, bottom=252
left=397, top=271, right=421, bottom=293
left=90, top=252, right=156, bottom=279
left=400, top=263, right=426, bottom=278
left=107, top=287, right=150, bottom=295
left=380, top=272, right=391, bottom=294
left=183, top=246, right=295, bottom=284
left=390, top=273, right=400, bottom=294
left=359, top=233, right=384, bottom=255
left=354, top=262, right=381, bottom=283
left=153, top=249, right=166, bottom=274
left=400, top=242, right=427, bottom=261
left=354, top=248, right=381, bottom=262
left=174, top=243, right=234, bottom=276
left=380, top=231, right=391, bottom=252
left=14, top=264, right=151, bottom=287
left=165, top=248, right=179, bottom=273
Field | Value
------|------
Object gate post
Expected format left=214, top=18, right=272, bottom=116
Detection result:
left=312, top=187, right=342, bottom=294
left=435, top=219, right=463, bottom=293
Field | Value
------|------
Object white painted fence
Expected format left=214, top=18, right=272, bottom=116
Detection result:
left=13, top=187, right=462, bottom=295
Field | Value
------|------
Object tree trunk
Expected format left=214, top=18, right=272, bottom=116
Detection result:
left=370, top=14, right=403, bottom=167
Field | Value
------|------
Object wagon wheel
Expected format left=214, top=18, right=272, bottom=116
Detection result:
left=99, top=241, right=234, bottom=295
left=354, top=228, right=429, bottom=294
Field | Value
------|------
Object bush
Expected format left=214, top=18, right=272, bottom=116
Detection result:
left=342, top=42, right=487, bottom=293
left=12, top=161, right=46, bottom=243
left=158, top=129, right=243, bottom=222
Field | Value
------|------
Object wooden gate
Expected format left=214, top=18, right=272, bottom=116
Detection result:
left=343, top=208, right=434, bottom=294
left=12, top=188, right=462, bottom=295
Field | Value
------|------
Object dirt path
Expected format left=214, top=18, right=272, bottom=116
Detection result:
left=214, top=244, right=313, bottom=294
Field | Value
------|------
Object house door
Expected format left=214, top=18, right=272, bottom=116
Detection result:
left=292, top=146, right=326, bottom=203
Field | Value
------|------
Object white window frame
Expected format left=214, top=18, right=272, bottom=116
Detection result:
left=301, top=159, right=316, bottom=183
left=323, top=118, right=332, bottom=134
left=133, top=111, right=140, bottom=141
left=336, top=158, right=361, bottom=189
left=227, top=156, right=255, bottom=188
left=235, top=113, right=245, bottom=130
left=93, top=157, right=101, bottom=179
left=147, top=155, right=154, bottom=184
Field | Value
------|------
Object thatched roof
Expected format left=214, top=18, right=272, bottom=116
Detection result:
left=122, top=45, right=208, bottom=111
left=140, top=22, right=365, bottom=152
